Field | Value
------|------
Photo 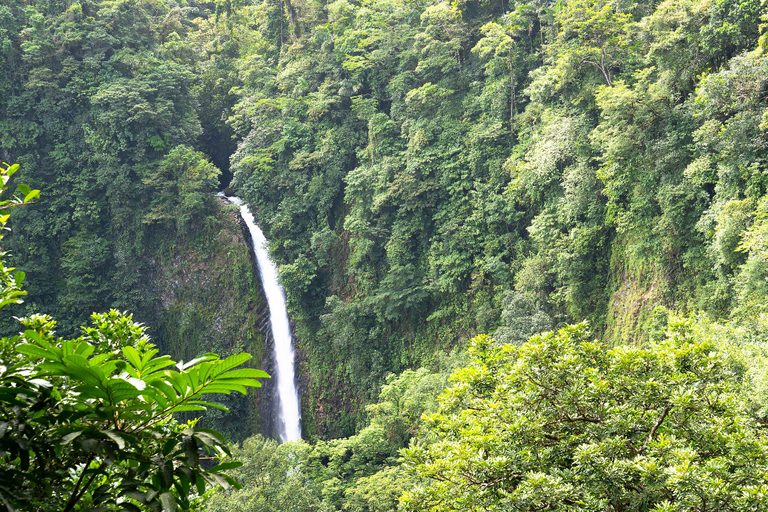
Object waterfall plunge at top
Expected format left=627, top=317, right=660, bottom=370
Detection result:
left=223, top=195, right=302, bottom=442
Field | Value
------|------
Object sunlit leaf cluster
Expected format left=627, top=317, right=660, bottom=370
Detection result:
left=1, top=308, right=268, bottom=511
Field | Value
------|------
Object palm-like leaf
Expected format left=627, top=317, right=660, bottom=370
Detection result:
left=5, top=311, right=269, bottom=512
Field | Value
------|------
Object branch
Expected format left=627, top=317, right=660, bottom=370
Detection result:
left=582, top=48, right=613, bottom=87
left=640, top=404, right=671, bottom=454
left=628, top=404, right=672, bottom=456
left=62, top=454, right=95, bottom=512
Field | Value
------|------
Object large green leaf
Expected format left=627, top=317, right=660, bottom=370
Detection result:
left=210, top=353, right=252, bottom=377
left=217, top=368, right=270, bottom=379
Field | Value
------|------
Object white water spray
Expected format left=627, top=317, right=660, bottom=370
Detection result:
left=221, top=194, right=302, bottom=442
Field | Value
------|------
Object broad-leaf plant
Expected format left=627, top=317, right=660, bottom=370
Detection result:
left=0, top=161, right=270, bottom=511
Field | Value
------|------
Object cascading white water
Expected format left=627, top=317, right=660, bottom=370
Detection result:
left=222, top=194, right=302, bottom=442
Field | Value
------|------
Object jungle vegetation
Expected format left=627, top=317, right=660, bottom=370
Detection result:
left=0, top=162, right=269, bottom=511
left=4, top=0, right=768, bottom=509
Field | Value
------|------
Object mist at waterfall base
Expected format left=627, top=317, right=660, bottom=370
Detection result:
left=221, top=194, right=302, bottom=442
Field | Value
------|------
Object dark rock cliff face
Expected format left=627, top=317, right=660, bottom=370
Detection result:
left=143, top=197, right=274, bottom=442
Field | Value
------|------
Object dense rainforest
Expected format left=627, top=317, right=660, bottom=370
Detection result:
left=4, top=0, right=768, bottom=509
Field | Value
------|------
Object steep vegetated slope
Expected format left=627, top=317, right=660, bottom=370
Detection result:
left=0, top=0, right=268, bottom=438
left=2, top=0, right=768, bottom=443
left=223, top=0, right=768, bottom=437
left=0, top=0, right=233, bottom=332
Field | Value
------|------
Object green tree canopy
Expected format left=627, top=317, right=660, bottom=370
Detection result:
left=402, top=322, right=768, bottom=511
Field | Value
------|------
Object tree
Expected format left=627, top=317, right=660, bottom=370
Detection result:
left=0, top=162, right=270, bottom=511
left=555, top=0, right=634, bottom=88
left=1, top=312, right=269, bottom=512
left=472, top=7, right=535, bottom=133
left=204, top=437, right=329, bottom=512
left=142, top=145, right=221, bottom=231
left=528, top=0, right=636, bottom=106
left=401, top=321, right=768, bottom=511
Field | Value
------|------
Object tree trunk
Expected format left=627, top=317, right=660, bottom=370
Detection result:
left=509, top=50, right=516, bottom=134
left=284, top=0, right=300, bottom=40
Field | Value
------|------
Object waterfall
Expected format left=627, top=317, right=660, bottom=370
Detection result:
left=221, top=194, right=302, bottom=442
